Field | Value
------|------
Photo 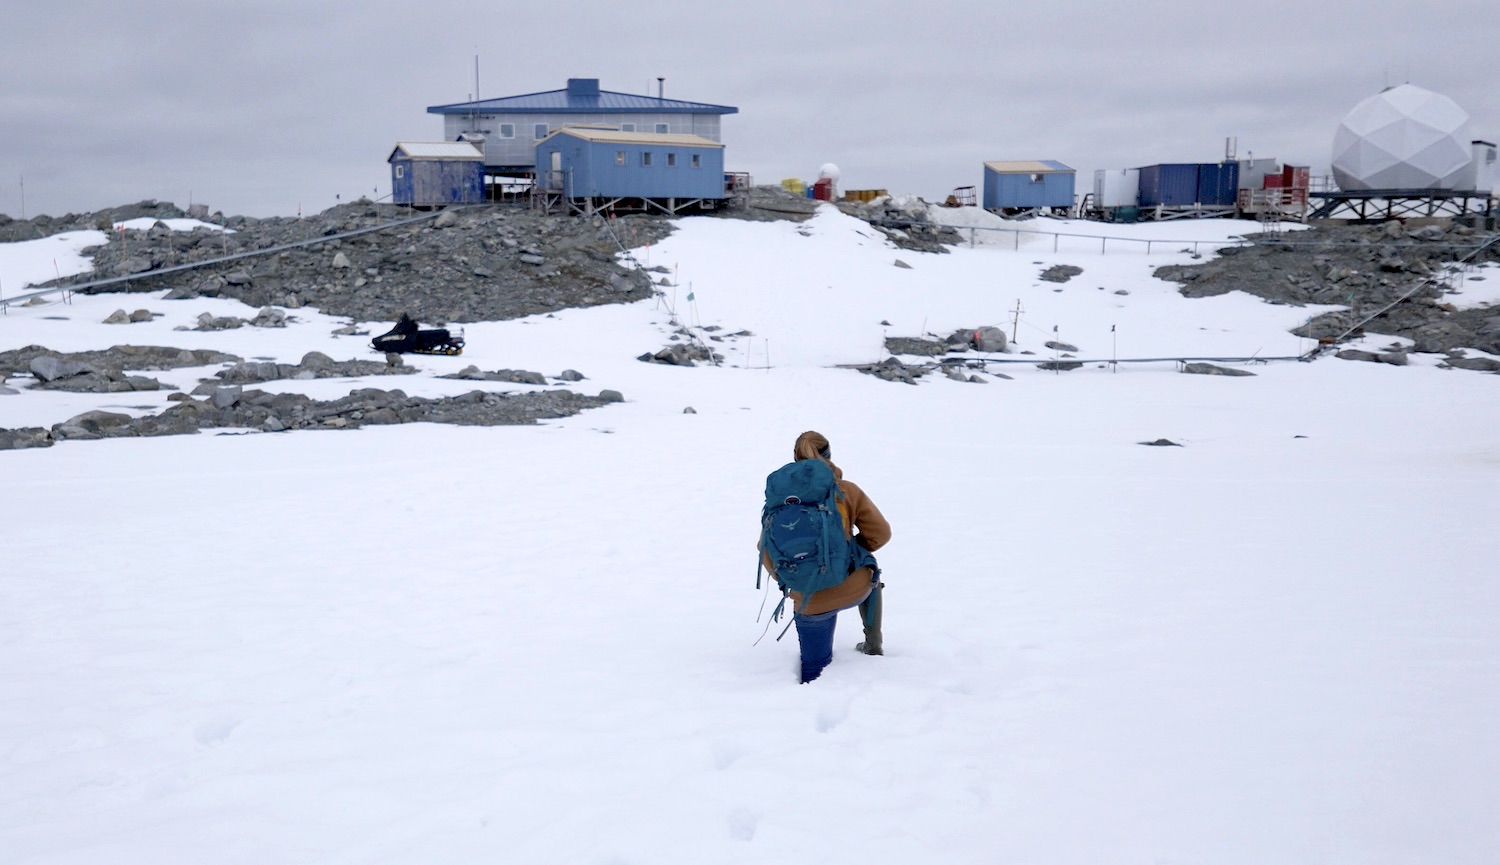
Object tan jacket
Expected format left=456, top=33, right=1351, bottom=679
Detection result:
left=761, top=463, right=892, bottom=616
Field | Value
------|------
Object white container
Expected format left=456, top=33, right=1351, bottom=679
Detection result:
left=1093, top=168, right=1139, bottom=209
left=1459, top=140, right=1497, bottom=193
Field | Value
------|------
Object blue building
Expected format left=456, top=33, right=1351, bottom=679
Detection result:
left=982, top=161, right=1077, bottom=214
left=534, top=128, right=727, bottom=215
left=388, top=141, right=484, bottom=206
left=429, top=78, right=738, bottom=178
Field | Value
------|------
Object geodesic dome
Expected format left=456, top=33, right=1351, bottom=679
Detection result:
left=1331, top=83, right=1472, bottom=191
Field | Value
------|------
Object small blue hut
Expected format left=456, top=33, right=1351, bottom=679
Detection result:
left=534, top=128, right=727, bottom=215
left=388, top=141, right=485, bottom=206
left=983, top=160, right=1077, bottom=214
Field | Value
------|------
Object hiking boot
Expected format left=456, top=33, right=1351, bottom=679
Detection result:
left=856, top=581, right=884, bottom=656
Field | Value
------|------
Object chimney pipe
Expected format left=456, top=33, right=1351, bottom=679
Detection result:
left=657, top=77, right=664, bottom=100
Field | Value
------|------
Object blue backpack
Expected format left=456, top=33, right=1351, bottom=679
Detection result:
left=757, top=459, right=856, bottom=613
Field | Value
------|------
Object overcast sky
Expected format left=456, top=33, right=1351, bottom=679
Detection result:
left=2, top=1, right=1496, bottom=219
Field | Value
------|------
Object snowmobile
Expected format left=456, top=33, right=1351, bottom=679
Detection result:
left=371, top=313, right=465, bottom=356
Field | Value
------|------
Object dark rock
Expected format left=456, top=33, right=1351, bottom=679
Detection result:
left=1040, top=264, right=1083, bottom=283
left=1139, top=438, right=1183, bottom=447
left=1182, top=362, right=1256, bottom=376
left=0, top=428, right=53, bottom=450
left=885, top=337, right=947, bottom=357
left=1441, top=356, right=1500, bottom=372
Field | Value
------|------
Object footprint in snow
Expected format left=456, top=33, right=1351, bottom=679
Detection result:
left=194, top=715, right=243, bottom=746
left=727, top=808, right=758, bottom=841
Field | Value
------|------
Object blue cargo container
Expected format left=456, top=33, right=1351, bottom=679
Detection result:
left=982, top=160, right=1076, bottom=211
left=1196, top=162, right=1240, bottom=206
left=535, top=128, right=725, bottom=202
left=1138, top=162, right=1241, bottom=207
left=1137, top=164, right=1200, bottom=207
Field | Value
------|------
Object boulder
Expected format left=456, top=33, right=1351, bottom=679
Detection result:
left=1441, top=356, right=1500, bottom=372
left=0, top=428, right=53, bottom=450
left=210, top=386, right=243, bottom=409
left=1040, top=264, right=1083, bottom=283
left=1182, top=362, right=1256, bottom=377
left=29, top=356, right=95, bottom=382
left=250, top=307, right=287, bottom=328
left=103, top=309, right=131, bottom=324
left=972, top=326, right=1008, bottom=353
left=54, top=410, right=133, bottom=438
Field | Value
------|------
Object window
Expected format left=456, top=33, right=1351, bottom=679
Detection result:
left=1029, top=173, right=1044, bottom=183
left=655, top=123, right=669, bottom=134
left=667, top=153, right=677, bottom=167
left=691, top=154, right=700, bottom=168
left=498, top=123, right=515, bottom=139
left=395, top=165, right=405, bottom=179
left=642, top=152, right=653, bottom=166
left=615, top=151, right=625, bottom=166
left=620, top=123, right=636, bottom=132
left=534, top=123, right=549, bottom=139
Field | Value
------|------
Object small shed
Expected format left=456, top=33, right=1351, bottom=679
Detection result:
left=534, top=128, right=726, bottom=215
left=388, top=141, right=485, bottom=206
left=983, top=160, right=1076, bottom=213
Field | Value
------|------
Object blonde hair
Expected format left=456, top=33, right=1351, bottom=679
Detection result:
left=793, top=430, right=831, bottom=463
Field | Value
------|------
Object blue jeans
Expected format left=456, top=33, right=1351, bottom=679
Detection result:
left=793, top=609, right=839, bottom=683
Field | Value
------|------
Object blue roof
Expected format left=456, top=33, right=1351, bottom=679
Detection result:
left=429, top=78, right=737, bottom=116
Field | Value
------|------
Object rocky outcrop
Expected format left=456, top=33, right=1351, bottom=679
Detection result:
left=440, top=365, right=555, bottom=385
left=207, top=351, right=412, bottom=385
left=28, top=201, right=666, bottom=324
left=0, top=344, right=241, bottom=376
left=0, top=386, right=624, bottom=449
left=1155, top=222, right=1500, bottom=359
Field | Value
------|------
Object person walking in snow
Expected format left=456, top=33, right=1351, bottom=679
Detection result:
left=760, top=430, right=891, bottom=683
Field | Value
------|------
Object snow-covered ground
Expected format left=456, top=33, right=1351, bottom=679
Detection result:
left=2, top=207, right=1497, bottom=865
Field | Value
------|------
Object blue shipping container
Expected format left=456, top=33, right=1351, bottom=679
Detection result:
left=1196, top=162, right=1240, bottom=206
left=1138, top=162, right=1240, bottom=207
left=1137, top=164, right=1199, bottom=207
